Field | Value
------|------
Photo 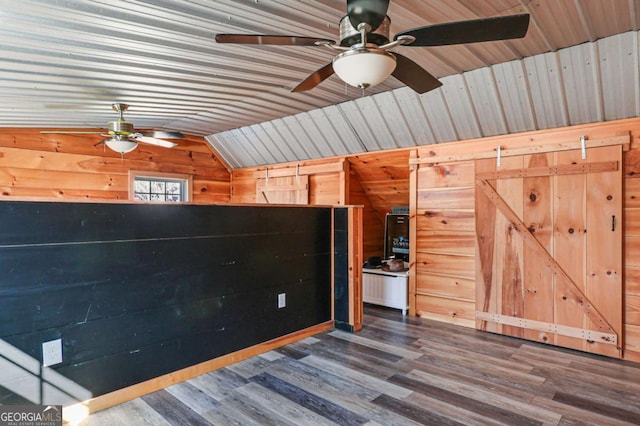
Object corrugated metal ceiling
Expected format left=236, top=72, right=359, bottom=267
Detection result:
left=0, top=0, right=638, bottom=167
left=211, top=30, right=640, bottom=168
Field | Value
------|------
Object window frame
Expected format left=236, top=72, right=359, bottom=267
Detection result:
left=129, top=171, right=193, bottom=203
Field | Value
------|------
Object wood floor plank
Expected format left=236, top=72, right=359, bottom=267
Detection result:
left=164, top=382, right=219, bottom=415
left=231, top=382, right=336, bottom=426
left=80, top=306, right=640, bottom=426
left=372, top=394, right=466, bottom=426
left=328, top=330, right=424, bottom=359
left=552, top=392, right=640, bottom=424
left=266, top=356, right=381, bottom=415
left=531, top=396, right=638, bottom=426
left=300, top=355, right=413, bottom=399
left=141, top=389, right=210, bottom=426
left=404, top=370, right=561, bottom=424
left=250, top=372, right=368, bottom=425
left=189, top=368, right=248, bottom=401
left=397, top=357, right=539, bottom=403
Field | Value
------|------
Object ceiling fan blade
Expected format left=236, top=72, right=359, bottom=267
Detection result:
left=140, top=130, right=184, bottom=139
left=395, top=13, right=530, bottom=46
left=391, top=53, right=442, bottom=94
left=40, top=131, right=103, bottom=135
left=347, top=0, right=390, bottom=31
left=130, top=135, right=178, bottom=148
left=291, top=61, right=335, bottom=92
left=215, top=34, right=333, bottom=46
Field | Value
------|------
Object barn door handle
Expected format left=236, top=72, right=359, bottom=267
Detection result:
left=611, top=215, right=616, bottom=232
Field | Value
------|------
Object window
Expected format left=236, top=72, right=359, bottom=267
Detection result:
left=130, top=171, right=192, bottom=202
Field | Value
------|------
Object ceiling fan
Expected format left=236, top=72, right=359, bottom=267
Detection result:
left=215, top=0, right=530, bottom=94
left=41, top=103, right=184, bottom=154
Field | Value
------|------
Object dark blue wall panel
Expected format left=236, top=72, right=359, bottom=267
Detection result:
left=0, top=202, right=333, bottom=402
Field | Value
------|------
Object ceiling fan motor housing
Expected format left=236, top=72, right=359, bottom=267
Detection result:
left=107, top=119, right=135, bottom=136
left=339, top=15, right=391, bottom=47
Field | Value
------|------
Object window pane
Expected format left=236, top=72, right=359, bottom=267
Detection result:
left=151, top=181, right=165, bottom=194
left=133, top=176, right=187, bottom=203
left=135, top=181, right=150, bottom=193
left=166, top=182, right=180, bottom=194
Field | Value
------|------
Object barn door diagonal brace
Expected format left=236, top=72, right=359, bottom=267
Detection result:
left=476, top=178, right=618, bottom=343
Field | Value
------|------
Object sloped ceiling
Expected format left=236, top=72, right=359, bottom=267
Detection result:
left=0, top=1, right=638, bottom=168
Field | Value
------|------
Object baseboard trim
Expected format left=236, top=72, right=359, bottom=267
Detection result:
left=63, top=320, right=334, bottom=420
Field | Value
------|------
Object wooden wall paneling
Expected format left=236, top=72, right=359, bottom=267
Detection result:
left=627, top=266, right=640, bottom=294
left=349, top=150, right=410, bottom=224
left=553, top=149, right=588, bottom=351
left=416, top=273, right=475, bottom=301
left=231, top=169, right=258, bottom=203
left=192, top=180, right=234, bottom=203
left=585, top=146, right=623, bottom=358
left=522, top=153, right=554, bottom=344
left=415, top=294, right=476, bottom=327
left=416, top=230, right=475, bottom=255
left=626, top=237, right=640, bottom=270
left=414, top=157, right=476, bottom=322
left=309, top=173, right=342, bottom=205
left=409, top=150, right=418, bottom=316
left=416, top=161, right=475, bottom=188
left=626, top=325, right=640, bottom=361
left=416, top=252, right=475, bottom=278
left=0, top=167, right=129, bottom=193
left=495, top=155, right=525, bottom=339
left=416, top=209, right=475, bottom=232
left=624, top=148, right=640, bottom=177
left=417, top=186, right=475, bottom=210
left=627, top=208, right=640, bottom=234
left=475, top=158, right=499, bottom=333
left=349, top=170, right=384, bottom=259
left=626, top=294, right=640, bottom=326
left=0, top=130, right=231, bottom=203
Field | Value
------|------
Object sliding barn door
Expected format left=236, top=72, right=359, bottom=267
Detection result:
left=475, top=145, right=622, bottom=358
left=256, top=175, right=309, bottom=204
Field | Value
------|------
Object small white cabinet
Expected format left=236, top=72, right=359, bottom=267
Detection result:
left=362, top=268, right=409, bottom=315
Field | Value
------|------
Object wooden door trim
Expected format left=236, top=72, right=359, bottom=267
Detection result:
left=412, top=134, right=629, bottom=165
left=475, top=160, right=618, bottom=180
left=476, top=178, right=618, bottom=339
left=475, top=312, right=617, bottom=345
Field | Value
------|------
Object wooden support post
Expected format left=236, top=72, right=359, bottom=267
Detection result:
left=408, top=149, right=418, bottom=316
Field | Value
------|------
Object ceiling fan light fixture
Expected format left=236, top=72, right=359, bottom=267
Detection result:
left=332, top=48, right=396, bottom=89
left=104, top=134, right=138, bottom=154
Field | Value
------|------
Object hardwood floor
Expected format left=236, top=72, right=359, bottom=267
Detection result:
left=81, top=306, right=640, bottom=425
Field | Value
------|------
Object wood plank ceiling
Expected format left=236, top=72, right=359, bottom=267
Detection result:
left=0, top=1, right=638, bottom=168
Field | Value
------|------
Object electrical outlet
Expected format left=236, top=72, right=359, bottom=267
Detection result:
left=42, top=338, right=63, bottom=367
left=277, top=293, right=286, bottom=309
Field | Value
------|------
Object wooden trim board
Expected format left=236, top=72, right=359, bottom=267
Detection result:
left=252, top=161, right=345, bottom=178
left=63, top=321, right=334, bottom=420
left=412, top=135, right=630, bottom=165
left=475, top=161, right=618, bottom=180
left=476, top=311, right=617, bottom=345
